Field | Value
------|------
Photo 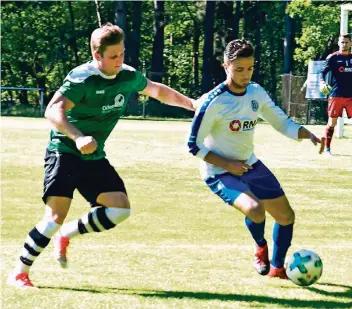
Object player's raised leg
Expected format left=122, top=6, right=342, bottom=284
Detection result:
left=54, top=192, right=130, bottom=268
left=7, top=198, right=70, bottom=289
left=53, top=158, right=131, bottom=268
left=262, top=195, right=295, bottom=279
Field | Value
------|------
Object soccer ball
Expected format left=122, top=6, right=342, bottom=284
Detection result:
left=286, top=249, right=323, bottom=286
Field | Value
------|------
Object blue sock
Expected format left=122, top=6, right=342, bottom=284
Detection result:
left=271, top=222, right=294, bottom=268
left=244, top=217, right=267, bottom=247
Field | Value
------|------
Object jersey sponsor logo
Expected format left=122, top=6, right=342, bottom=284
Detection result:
left=243, top=119, right=258, bottom=131
left=229, top=120, right=241, bottom=131
left=251, top=100, right=259, bottom=112
left=102, top=94, right=125, bottom=112
left=96, top=90, right=105, bottom=94
left=338, top=66, right=352, bottom=72
left=229, top=119, right=258, bottom=132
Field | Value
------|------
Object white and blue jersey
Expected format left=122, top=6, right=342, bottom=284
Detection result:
left=188, top=82, right=301, bottom=180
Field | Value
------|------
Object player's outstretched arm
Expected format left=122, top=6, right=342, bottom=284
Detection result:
left=298, top=126, right=325, bottom=154
left=139, top=79, right=196, bottom=111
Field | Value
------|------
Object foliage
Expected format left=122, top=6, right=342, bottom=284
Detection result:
left=1, top=1, right=350, bottom=117
left=287, top=0, right=351, bottom=73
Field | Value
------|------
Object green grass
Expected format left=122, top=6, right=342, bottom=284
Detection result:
left=1, top=116, right=352, bottom=309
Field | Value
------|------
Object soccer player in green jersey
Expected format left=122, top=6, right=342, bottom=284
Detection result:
left=7, top=23, right=196, bottom=289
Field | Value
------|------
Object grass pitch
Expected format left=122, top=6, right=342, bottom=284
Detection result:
left=1, top=117, right=352, bottom=309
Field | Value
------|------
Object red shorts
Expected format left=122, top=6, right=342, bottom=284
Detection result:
left=327, top=97, right=352, bottom=118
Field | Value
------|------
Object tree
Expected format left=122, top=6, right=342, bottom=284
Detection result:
left=201, top=1, right=215, bottom=93
left=68, top=0, right=80, bottom=66
left=151, top=0, right=165, bottom=84
left=287, top=0, right=343, bottom=73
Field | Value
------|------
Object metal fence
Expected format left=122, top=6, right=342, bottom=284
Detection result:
left=281, top=74, right=328, bottom=124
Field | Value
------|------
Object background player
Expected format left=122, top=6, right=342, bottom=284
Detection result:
left=188, top=39, right=323, bottom=279
left=320, top=33, right=352, bottom=155
left=7, top=23, right=195, bottom=289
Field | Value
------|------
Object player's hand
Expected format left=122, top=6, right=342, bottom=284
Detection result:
left=75, top=136, right=97, bottom=154
left=226, top=160, right=253, bottom=176
left=318, top=137, right=326, bottom=154
left=319, top=81, right=331, bottom=96
left=308, top=133, right=325, bottom=154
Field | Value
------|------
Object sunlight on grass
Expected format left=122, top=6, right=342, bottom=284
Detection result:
left=1, top=117, right=352, bottom=309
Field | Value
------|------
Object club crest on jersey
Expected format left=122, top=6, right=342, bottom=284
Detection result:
left=102, top=94, right=125, bottom=112
left=251, top=100, right=259, bottom=112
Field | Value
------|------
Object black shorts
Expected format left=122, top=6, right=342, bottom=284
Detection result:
left=43, top=149, right=127, bottom=206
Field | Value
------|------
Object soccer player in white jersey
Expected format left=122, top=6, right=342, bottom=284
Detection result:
left=187, top=39, right=323, bottom=279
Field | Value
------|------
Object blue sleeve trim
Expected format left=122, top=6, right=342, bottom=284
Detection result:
left=187, top=83, right=226, bottom=156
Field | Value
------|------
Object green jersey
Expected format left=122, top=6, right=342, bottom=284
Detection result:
left=48, top=61, right=147, bottom=160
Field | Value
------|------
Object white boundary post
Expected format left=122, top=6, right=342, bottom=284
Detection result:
left=337, top=4, right=352, bottom=138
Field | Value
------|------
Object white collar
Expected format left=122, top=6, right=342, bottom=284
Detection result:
left=91, top=60, right=117, bottom=79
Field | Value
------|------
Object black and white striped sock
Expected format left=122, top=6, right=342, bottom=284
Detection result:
left=15, top=220, right=61, bottom=274
left=59, top=207, right=130, bottom=238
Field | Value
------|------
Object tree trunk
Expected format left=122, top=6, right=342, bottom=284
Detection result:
left=201, top=0, right=215, bottom=93
left=94, top=0, right=102, bottom=27
left=114, top=1, right=127, bottom=33
left=253, top=9, right=262, bottom=84
left=126, top=1, right=142, bottom=117
left=114, top=1, right=128, bottom=63
left=67, top=1, right=79, bottom=66
left=151, top=0, right=165, bottom=84
left=283, top=1, right=294, bottom=74
left=193, top=23, right=201, bottom=94
left=233, top=1, right=241, bottom=39
left=130, top=1, right=141, bottom=69
left=252, top=4, right=266, bottom=85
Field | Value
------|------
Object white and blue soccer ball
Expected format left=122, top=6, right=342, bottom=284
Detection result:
left=286, top=249, right=323, bottom=286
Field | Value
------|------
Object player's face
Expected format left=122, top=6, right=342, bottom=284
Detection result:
left=224, top=56, right=255, bottom=92
left=95, top=42, right=125, bottom=76
left=338, top=37, right=352, bottom=53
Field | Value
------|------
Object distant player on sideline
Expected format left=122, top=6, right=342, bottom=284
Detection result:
left=320, top=33, right=352, bottom=155
left=187, top=39, right=323, bottom=279
left=7, top=23, right=195, bottom=289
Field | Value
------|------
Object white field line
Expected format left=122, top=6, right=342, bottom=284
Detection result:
left=2, top=244, right=352, bottom=250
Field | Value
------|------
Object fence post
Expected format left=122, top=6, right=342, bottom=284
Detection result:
left=40, top=89, right=44, bottom=117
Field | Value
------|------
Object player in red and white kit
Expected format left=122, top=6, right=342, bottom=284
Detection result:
left=320, top=33, right=352, bottom=155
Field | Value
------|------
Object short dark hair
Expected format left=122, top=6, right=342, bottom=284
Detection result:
left=224, top=39, right=254, bottom=62
left=339, top=33, right=351, bottom=41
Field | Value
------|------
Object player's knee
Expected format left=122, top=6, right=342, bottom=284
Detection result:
left=247, top=200, right=265, bottom=223
left=97, top=192, right=130, bottom=209
left=277, top=209, right=295, bottom=225
left=44, top=211, right=67, bottom=224
left=328, top=119, right=337, bottom=127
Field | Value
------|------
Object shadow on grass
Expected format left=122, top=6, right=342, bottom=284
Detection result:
left=306, top=282, right=352, bottom=299
left=40, top=283, right=352, bottom=308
